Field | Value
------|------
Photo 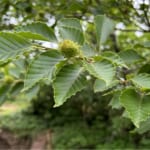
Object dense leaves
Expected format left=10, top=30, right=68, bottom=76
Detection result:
left=0, top=13, right=150, bottom=130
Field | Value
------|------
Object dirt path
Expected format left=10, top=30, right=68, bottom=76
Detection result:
left=0, top=129, right=52, bottom=150
left=31, top=130, right=52, bottom=150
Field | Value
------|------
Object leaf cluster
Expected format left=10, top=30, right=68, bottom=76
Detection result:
left=0, top=14, right=150, bottom=131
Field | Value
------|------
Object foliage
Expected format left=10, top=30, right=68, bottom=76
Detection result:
left=0, top=113, right=46, bottom=137
left=0, top=99, right=45, bottom=137
left=1, top=88, right=150, bottom=149
left=0, top=0, right=150, bottom=136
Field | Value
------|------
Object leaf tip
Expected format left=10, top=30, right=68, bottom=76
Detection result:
left=53, top=103, right=62, bottom=108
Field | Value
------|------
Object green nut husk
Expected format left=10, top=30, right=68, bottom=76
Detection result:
left=59, top=40, right=82, bottom=58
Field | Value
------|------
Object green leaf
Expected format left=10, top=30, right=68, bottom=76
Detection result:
left=94, top=79, right=106, bottom=92
left=139, top=64, right=150, bottom=74
left=16, top=22, right=57, bottom=42
left=131, top=73, right=150, bottom=90
left=58, top=18, right=84, bottom=45
left=0, top=84, right=10, bottom=105
left=94, top=15, right=115, bottom=47
left=143, top=41, right=150, bottom=48
left=9, top=81, right=24, bottom=98
left=53, top=64, right=87, bottom=107
left=25, top=84, right=40, bottom=100
left=133, top=118, right=150, bottom=134
left=102, top=51, right=126, bottom=67
left=81, top=43, right=96, bottom=57
left=94, top=79, right=118, bottom=92
left=59, top=18, right=82, bottom=31
left=83, top=58, right=116, bottom=85
left=109, top=91, right=122, bottom=109
left=0, top=32, right=31, bottom=63
left=24, top=51, right=64, bottom=91
left=120, top=89, right=150, bottom=127
left=8, top=60, right=25, bottom=78
left=119, top=50, right=143, bottom=64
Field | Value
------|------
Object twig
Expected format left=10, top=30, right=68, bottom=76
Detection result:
left=115, top=28, right=150, bottom=32
left=110, top=33, right=120, bottom=53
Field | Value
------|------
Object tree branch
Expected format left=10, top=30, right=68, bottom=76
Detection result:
left=143, top=0, right=150, bottom=28
left=115, top=28, right=150, bottom=32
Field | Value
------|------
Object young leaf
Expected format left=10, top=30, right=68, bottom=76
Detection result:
left=58, top=18, right=84, bottom=45
left=83, top=59, right=116, bottom=85
left=24, top=51, right=64, bottom=91
left=120, top=89, right=150, bottom=128
left=94, top=15, right=115, bottom=48
left=0, top=32, right=31, bottom=63
left=16, top=22, right=57, bottom=42
left=131, top=73, right=150, bottom=90
left=53, top=64, right=87, bottom=107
